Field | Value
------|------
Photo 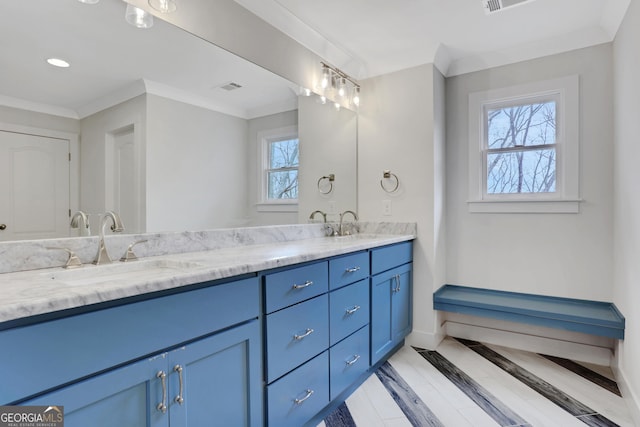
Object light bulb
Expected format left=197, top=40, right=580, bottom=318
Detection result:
left=321, top=67, right=330, bottom=89
left=352, top=87, right=361, bottom=107
left=319, top=95, right=327, bottom=104
left=125, top=4, right=154, bottom=29
left=334, top=102, right=341, bottom=111
left=148, top=0, right=176, bottom=13
left=338, top=78, right=346, bottom=97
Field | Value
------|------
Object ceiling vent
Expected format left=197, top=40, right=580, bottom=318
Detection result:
left=482, top=0, right=532, bottom=14
left=217, top=82, right=243, bottom=91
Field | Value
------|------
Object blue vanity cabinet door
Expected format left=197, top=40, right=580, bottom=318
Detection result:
left=24, top=353, right=169, bottom=427
left=329, top=251, right=369, bottom=290
left=329, top=326, right=369, bottom=400
left=329, top=278, right=369, bottom=346
left=168, top=320, right=262, bottom=427
left=370, top=263, right=413, bottom=365
left=266, top=351, right=329, bottom=427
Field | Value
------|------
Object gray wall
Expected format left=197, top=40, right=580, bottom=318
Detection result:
left=613, top=0, right=640, bottom=420
left=445, top=44, right=614, bottom=302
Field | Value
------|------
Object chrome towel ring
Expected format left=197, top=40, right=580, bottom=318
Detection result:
left=380, top=170, right=399, bottom=193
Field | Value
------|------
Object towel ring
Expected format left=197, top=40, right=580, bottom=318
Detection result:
left=380, top=170, right=399, bottom=193
left=317, top=174, right=335, bottom=194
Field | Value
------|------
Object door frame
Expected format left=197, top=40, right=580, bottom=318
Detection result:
left=0, top=122, right=79, bottom=223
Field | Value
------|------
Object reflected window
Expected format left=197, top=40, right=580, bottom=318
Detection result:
left=258, top=125, right=299, bottom=211
left=267, top=137, right=299, bottom=200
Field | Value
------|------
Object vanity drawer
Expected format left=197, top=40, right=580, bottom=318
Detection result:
left=264, top=261, right=328, bottom=313
left=329, top=278, right=370, bottom=345
left=329, top=251, right=370, bottom=290
left=370, top=241, right=413, bottom=275
left=267, top=351, right=329, bottom=427
left=265, top=294, right=329, bottom=383
left=330, top=326, right=369, bottom=400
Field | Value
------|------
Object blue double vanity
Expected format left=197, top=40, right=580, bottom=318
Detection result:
left=0, top=227, right=414, bottom=427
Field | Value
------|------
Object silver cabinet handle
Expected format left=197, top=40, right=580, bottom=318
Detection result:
left=294, top=389, right=314, bottom=405
left=345, top=305, right=361, bottom=315
left=293, top=328, right=314, bottom=340
left=345, top=266, right=360, bottom=273
left=345, top=354, right=361, bottom=366
left=292, top=280, right=313, bottom=289
left=156, top=371, right=167, bottom=414
left=174, top=365, right=184, bottom=405
left=393, top=274, right=401, bottom=293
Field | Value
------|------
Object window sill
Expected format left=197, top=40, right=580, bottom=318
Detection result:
left=256, top=202, right=298, bottom=213
left=467, top=199, right=582, bottom=214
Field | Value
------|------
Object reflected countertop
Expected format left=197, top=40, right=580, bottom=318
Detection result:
left=0, top=233, right=415, bottom=325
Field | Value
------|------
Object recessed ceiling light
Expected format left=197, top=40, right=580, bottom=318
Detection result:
left=77, top=0, right=100, bottom=4
left=47, top=58, right=71, bottom=68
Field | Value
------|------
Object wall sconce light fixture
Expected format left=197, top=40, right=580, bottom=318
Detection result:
left=318, top=62, right=361, bottom=109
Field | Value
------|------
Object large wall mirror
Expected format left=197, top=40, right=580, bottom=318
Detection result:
left=0, top=0, right=357, bottom=242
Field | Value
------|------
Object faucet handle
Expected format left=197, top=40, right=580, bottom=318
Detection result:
left=120, top=240, right=148, bottom=262
left=46, top=247, right=83, bottom=269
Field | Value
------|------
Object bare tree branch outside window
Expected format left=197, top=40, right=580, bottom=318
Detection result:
left=486, top=100, right=556, bottom=194
left=267, top=138, right=299, bottom=199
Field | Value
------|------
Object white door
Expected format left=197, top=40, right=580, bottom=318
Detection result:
left=106, top=127, right=139, bottom=233
left=0, top=130, right=70, bottom=241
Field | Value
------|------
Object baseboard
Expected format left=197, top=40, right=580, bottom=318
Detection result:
left=444, top=320, right=613, bottom=366
left=405, top=328, right=445, bottom=350
left=613, top=362, right=640, bottom=425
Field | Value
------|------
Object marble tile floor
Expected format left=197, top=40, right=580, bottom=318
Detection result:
left=319, top=337, right=635, bottom=427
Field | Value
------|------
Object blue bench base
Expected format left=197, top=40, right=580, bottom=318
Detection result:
left=433, top=285, right=625, bottom=340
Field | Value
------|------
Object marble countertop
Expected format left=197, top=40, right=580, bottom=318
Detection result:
left=0, top=233, right=414, bottom=325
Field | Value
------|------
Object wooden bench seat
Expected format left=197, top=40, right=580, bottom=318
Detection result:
left=433, top=284, right=625, bottom=339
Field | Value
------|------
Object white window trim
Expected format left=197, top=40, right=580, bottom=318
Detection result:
left=467, top=75, right=581, bottom=213
left=256, top=125, right=299, bottom=213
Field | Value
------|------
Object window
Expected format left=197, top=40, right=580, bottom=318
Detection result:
left=468, top=75, right=580, bottom=213
left=258, top=126, right=299, bottom=211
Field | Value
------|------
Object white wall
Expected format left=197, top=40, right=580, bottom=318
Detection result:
left=80, top=95, right=146, bottom=232
left=247, top=109, right=299, bottom=226
left=613, top=0, right=640, bottom=420
left=298, top=95, right=358, bottom=224
left=145, top=94, right=250, bottom=232
left=445, top=44, right=614, bottom=301
left=359, top=64, right=446, bottom=348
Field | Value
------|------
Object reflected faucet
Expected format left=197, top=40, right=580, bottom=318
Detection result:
left=309, top=210, right=327, bottom=223
left=93, top=211, right=125, bottom=265
left=70, top=210, right=90, bottom=236
left=338, top=210, right=358, bottom=236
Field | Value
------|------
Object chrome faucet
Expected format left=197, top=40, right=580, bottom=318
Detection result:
left=93, top=211, right=125, bottom=265
left=338, top=210, right=358, bottom=236
left=309, top=210, right=327, bottom=223
left=70, top=210, right=90, bottom=236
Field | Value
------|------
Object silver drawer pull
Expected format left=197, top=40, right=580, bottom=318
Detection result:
left=156, top=371, right=167, bottom=414
left=294, top=389, right=314, bottom=405
left=292, top=280, right=313, bottom=289
left=345, top=354, right=361, bottom=366
left=293, top=328, right=314, bottom=340
left=345, top=305, right=361, bottom=315
left=174, top=364, right=185, bottom=405
left=345, top=266, right=361, bottom=273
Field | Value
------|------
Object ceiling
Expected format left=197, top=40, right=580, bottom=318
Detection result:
left=235, top=0, right=631, bottom=79
left=0, top=0, right=298, bottom=119
left=0, top=0, right=630, bottom=119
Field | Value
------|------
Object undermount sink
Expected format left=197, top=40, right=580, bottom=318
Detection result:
left=42, top=259, right=204, bottom=286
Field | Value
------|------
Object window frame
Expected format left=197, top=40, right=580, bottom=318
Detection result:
left=468, top=75, right=581, bottom=213
left=257, top=125, right=299, bottom=212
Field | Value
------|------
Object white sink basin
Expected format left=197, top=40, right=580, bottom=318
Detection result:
left=42, top=259, right=204, bottom=286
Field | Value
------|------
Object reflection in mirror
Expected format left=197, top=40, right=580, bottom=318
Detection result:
left=0, top=0, right=357, bottom=242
